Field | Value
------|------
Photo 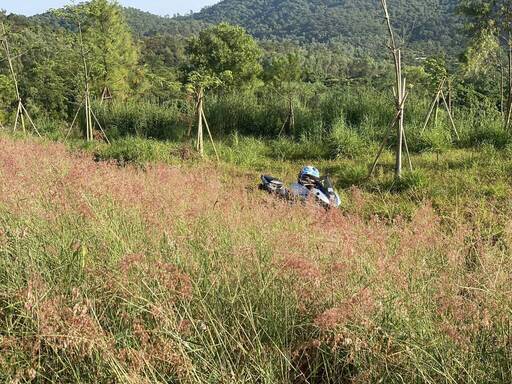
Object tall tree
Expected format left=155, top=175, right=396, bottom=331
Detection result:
left=79, top=0, right=141, bottom=100
left=460, top=0, right=512, bottom=128
left=186, top=23, right=262, bottom=88
left=185, top=23, right=261, bottom=156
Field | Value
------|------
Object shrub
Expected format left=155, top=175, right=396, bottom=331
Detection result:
left=328, top=118, right=369, bottom=159
left=91, top=101, right=187, bottom=141
left=390, top=170, right=428, bottom=192
left=93, top=137, right=179, bottom=165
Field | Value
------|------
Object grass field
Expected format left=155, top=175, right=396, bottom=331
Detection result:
left=1, top=134, right=512, bottom=383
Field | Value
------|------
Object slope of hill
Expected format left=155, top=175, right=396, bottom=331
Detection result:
left=29, top=0, right=465, bottom=57
left=30, top=7, right=207, bottom=38
left=193, top=0, right=464, bottom=55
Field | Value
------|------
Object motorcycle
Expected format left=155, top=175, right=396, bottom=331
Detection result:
left=259, top=174, right=341, bottom=209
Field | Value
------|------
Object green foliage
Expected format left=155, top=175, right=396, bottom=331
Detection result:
left=264, top=51, right=303, bottom=85
left=193, top=0, right=464, bottom=57
left=420, top=127, right=453, bottom=154
left=92, top=136, right=180, bottom=164
left=0, top=74, right=15, bottom=123
left=186, top=23, right=262, bottom=88
left=58, top=0, right=142, bottom=99
left=328, top=118, right=369, bottom=159
left=92, top=101, right=186, bottom=141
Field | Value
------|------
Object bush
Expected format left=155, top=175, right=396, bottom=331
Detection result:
left=92, top=137, right=180, bottom=165
left=91, top=101, right=187, bottom=141
left=269, top=137, right=330, bottom=160
left=465, top=123, right=510, bottom=149
left=414, top=127, right=453, bottom=154
left=391, top=170, right=428, bottom=192
left=328, top=118, right=369, bottom=159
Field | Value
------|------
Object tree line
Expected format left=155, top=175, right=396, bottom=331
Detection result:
left=0, top=0, right=510, bottom=144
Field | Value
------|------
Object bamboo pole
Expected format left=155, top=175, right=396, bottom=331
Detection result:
left=1, top=22, right=38, bottom=135
left=500, top=62, right=505, bottom=120
left=20, top=103, right=42, bottom=137
left=402, top=126, right=413, bottom=172
left=369, top=91, right=409, bottom=177
left=65, top=101, right=84, bottom=141
left=506, top=37, right=512, bottom=130
left=201, top=109, right=219, bottom=162
left=13, top=102, right=21, bottom=133
left=421, top=78, right=445, bottom=133
left=196, top=88, right=204, bottom=156
left=90, top=108, right=110, bottom=144
left=78, top=21, right=95, bottom=142
left=440, top=90, right=460, bottom=140
left=373, top=0, right=409, bottom=179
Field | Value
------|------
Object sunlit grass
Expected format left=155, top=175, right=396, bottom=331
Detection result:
left=0, top=134, right=511, bottom=382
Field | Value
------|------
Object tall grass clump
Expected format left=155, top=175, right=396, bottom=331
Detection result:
left=91, top=100, right=188, bottom=141
left=328, top=118, right=371, bottom=159
left=1, top=136, right=512, bottom=383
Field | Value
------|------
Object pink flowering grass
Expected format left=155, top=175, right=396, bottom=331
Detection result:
left=0, top=136, right=511, bottom=383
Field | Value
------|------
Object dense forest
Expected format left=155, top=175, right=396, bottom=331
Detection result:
left=194, top=0, right=465, bottom=56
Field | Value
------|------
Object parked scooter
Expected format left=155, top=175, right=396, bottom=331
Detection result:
left=260, top=166, right=341, bottom=209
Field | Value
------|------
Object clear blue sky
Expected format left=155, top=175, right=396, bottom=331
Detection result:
left=2, top=0, right=220, bottom=17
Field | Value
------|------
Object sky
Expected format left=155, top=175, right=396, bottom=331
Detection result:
left=2, top=0, right=220, bottom=17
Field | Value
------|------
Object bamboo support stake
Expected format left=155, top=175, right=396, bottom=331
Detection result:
left=421, top=78, right=445, bottom=133
left=77, top=21, right=99, bottom=142
left=196, top=89, right=204, bottom=156
left=421, top=93, right=440, bottom=134
left=402, top=126, right=413, bottom=172
left=374, top=0, right=409, bottom=179
left=1, top=22, right=38, bottom=135
left=201, top=109, right=220, bottom=162
left=13, top=102, right=20, bottom=132
left=20, top=103, right=41, bottom=137
left=65, top=101, right=84, bottom=141
left=369, top=109, right=401, bottom=177
left=507, top=38, right=512, bottom=130
left=440, top=90, right=460, bottom=140
left=90, top=108, right=110, bottom=144
left=369, top=91, right=409, bottom=177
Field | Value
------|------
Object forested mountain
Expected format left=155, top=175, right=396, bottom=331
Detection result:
left=192, top=0, right=464, bottom=56
left=30, top=0, right=464, bottom=57
left=32, top=7, right=207, bottom=38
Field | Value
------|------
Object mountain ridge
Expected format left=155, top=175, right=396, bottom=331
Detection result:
left=29, top=0, right=465, bottom=57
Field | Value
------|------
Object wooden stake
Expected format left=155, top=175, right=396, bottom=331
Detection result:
left=440, top=90, right=460, bottom=140
left=201, top=108, right=219, bottom=162
left=375, top=0, right=409, bottom=179
left=1, top=22, right=38, bottom=136
left=20, top=103, right=42, bottom=137
left=65, top=101, right=84, bottom=141
left=196, top=88, right=204, bottom=156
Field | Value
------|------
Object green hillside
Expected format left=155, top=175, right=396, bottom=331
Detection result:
left=193, top=0, right=464, bottom=55
left=30, top=0, right=465, bottom=57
